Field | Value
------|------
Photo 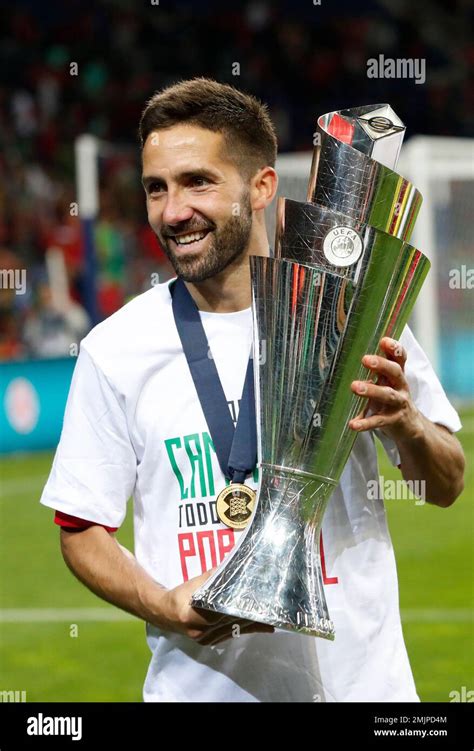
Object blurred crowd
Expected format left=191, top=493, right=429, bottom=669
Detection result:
left=0, top=0, right=471, bottom=360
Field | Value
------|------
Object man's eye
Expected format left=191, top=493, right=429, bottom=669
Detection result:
left=190, top=176, right=209, bottom=188
left=148, top=182, right=165, bottom=194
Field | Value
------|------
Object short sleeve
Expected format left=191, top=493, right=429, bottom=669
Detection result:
left=40, top=345, right=137, bottom=527
left=375, top=325, right=462, bottom=467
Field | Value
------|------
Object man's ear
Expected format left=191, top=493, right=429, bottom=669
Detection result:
left=250, top=166, right=278, bottom=211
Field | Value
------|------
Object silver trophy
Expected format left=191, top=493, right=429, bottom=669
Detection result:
left=191, top=105, right=430, bottom=638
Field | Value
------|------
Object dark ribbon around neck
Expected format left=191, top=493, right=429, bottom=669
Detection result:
left=171, top=277, right=257, bottom=484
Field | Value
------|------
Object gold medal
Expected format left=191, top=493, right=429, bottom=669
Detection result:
left=216, top=483, right=256, bottom=530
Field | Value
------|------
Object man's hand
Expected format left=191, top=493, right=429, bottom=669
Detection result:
left=347, top=335, right=465, bottom=507
left=157, top=568, right=275, bottom=646
left=349, top=336, right=423, bottom=442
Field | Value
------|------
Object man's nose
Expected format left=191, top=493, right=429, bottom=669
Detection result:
left=161, top=190, right=194, bottom=227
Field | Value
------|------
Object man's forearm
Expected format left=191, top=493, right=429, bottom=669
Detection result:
left=396, top=416, right=465, bottom=507
left=59, top=526, right=271, bottom=644
left=60, top=525, right=172, bottom=629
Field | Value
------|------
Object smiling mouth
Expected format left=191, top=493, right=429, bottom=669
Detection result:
left=168, top=228, right=212, bottom=248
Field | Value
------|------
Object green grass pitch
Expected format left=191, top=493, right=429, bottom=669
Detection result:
left=0, top=408, right=472, bottom=702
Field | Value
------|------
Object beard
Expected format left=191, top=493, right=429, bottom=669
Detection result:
left=156, top=187, right=253, bottom=283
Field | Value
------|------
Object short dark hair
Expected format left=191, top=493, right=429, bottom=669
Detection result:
left=139, top=77, right=277, bottom=179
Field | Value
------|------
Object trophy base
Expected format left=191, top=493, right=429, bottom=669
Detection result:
left=192, top=598, right=335, bottom=640
left=191, top=466, right=337, bottom=640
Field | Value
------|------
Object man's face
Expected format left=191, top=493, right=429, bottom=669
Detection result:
left=142, top=124, right=253, bottom=283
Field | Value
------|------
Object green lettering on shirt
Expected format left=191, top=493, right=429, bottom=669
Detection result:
left=184, top=433, right=207, bottom=499
left=165, top=431, right=258, bottom=500
left=202, top=431, right=216, bottom=496
left=164, top=437, right=188, bottom=500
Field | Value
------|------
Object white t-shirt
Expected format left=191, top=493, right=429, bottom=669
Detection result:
left=40, top=279, right=462, bottom=702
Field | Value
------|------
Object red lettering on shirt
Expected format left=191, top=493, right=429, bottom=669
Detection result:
left=197, top=530, right=218, bottom=572
left=178, top=532, right=196, bottom=582
left=178, top=529, right=338, bottom=585
left=178, top=528, right=236, bottom=582
left=217, top=528, right=235, bottom=561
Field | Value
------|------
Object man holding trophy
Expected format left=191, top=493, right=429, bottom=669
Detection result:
left=41, top=78, right=465, bottom=702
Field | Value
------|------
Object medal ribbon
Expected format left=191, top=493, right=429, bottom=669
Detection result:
left=170, top=277, right=257, bottom=484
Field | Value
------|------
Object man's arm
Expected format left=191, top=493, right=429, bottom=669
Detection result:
left=395, top=418, right=464, bottom=507
left=349, top=336, right=465, bottom=508
left=60, top=525, right=273, bottom=645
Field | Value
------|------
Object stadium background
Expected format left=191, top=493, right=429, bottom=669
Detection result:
left=0, top=0, right=472, bottom=702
